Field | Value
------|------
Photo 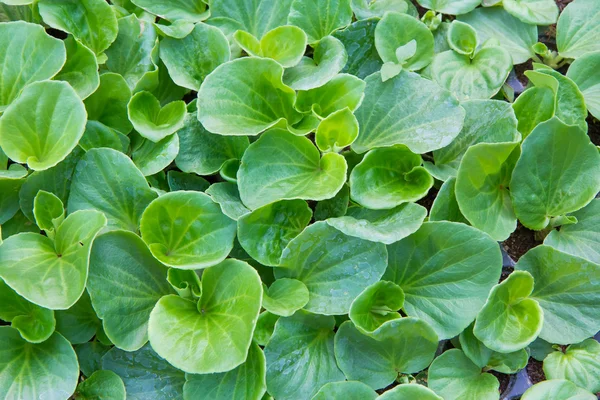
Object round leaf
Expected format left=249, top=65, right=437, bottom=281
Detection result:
left=503, top=0, right=558, bottom=25
left=315, top=107, right=359, bottom=152
left=259, top=25, right=308, bottom=68
left=416, top=0, right=480, bottom=14
left=348, top=281, right=404, bottom=333
left=76, top=370, right=126, bottom=400
left=263, top=278, right=309, bottom=317
left=521, top=380, right=596, bottom=400
left=312, top=381, right=378, bottom=400
left=544, top=339, right=600, bottom=393
left=378, top=384, right=443, bottom=400
left=557, top=0, right=600, bottom=59
left=288, top=0, right=352, bottom=43
left=127, top=91, right=186, bottom=142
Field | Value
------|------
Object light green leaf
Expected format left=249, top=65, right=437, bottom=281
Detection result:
left=428, top=349, right=499, bottom=400
left=55, top=290, right=100, bottom=345
left=351, top=0, right=412, bottom=20
left=264, top=312, right=344, bottom=400
left=33, top=190, right=64, bottom=236
left=348, top=281, right=404, bottom=333
left=544, top=339, right=600, bottom=393
left=557, top=0, right=600, bottom=59
left=68, top=148, right=158, bottom=231
left=238, top=129, right=347, bottom=210
left=458, top=7, right=537, bottom=65
left=512, top=86, right=555, bottom=138
left=378, top=384, right=443, bottom=400
left=105, top=14, right=158, bottom=91
left=102, top=344, right=185, bottom=400
left=429, top=177, right=468, bottom=223
left=160, top=22, right=230, bottom=91
left=503, top=0, right=558, bottom=25
left=263, top=278, right=309, bottom=317
left=333, top=18, right=383, bottom=79
left=315, top=108, right=359, bottom=152
left=55, top=36, right=99, bottom=99
left=79, top=121, right=129, bottom=153
left=131, top=0, right=208, bottom=22
left=311, top=381, right=378, bottom=400
left=295, top=73, right=365, bottom=118
left=567, top=51, right=600, bottom=119
left=288, top=0, right=352, bottom=43
left=238, top=200, right=311, bottom=266
left=334, top=318, right=438, bottom=389
left=205, top=182, right=250, bottom=221
left=487, top=348, right=528, bottom=375
left=521, top=380, right=596, bottom=400
left=0, top=328, right=79, bottom=400
left=276, top=221, right=387, bottom=315
left=183, top=342, right=267, bottom=400
left=0, top=21, right=65, bottom=110
left=352, top=70, right=465, bottom=154
left=0, top=3, right=38, bottom=22
left=198, top=57, right=301, bottom=135
left=148, top=259, right=262, bottom=373
left=252, top=25, right=308, bottom=68
left=385, top=221, right=502, bottom=339
left=127, top=91, right=185, bottom=142
left=350, top=146, right=433, bottom=209
left=474, top=271, right=543, bottom=353
left=0, top=80, right=86, bottom=171
left=544, top=199, right=600, bottom=265
left=0, top=210, right=106, bottom=310
left=254, top=311, right=279, bottom=346
left=132, top=133, right=179, bottom=176
left=448, top=20, right=477, bottom=56
left=0, top=278, right=55, bottom=343
left=416, top=0, right=480, bottom=14
left=84, top=72, right=133, bottom=134
left=515, top=245, right=600, bottom=345
left=38, top=0, right=118, bottom=54
left=76, top=370, right=126, bottom=400
left=510, top=118, right=600, bottom=231
left=327, top=203, right=427, bottom=245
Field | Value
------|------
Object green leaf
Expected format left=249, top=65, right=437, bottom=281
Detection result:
left=131, top=133, right=179, bottom=176
left=416, top=0, right=480, bottom=14
left=33, top=190, right=65, bottom=236
left=0, top=80, right=86, bottom=171
left=82, top=122, right=131, bottom=153
left=105, top=14, right=158, bottom=91
left=473, top=271, right=543, bottom=353
left=521, top=380, right=596, bottom=400
left=55, top=291, right=100, bottom=345
left=458, top=7, right=537, bottom=65
left=327, top=203, right=427, bottom=245
left=312, top=381, right=378, bottom=400
left=512, top=86, right=555, bottom=138
left=183, top=342, right=267, bottom=400
left=510, top=118, right=600, bottom=231
left=515, top=245, right=600, bottom=345
left=0, top=278, right=55, bottom=343
left=334, top=318, right=438, bottom=389
left=198, top=58, right=301, bottom=135
left=503, top=0, right=558, bottom=25
left=88, top=230, right=173, bottom=351
left=131, top=0, right=208, bottom=22
left=238, top=200, right=312, bottom=266
left=205, top=182, right=251, bottom=221
left=276, top=221, right=387, bottom=315
left=567, top=51, right=600, bottom=119
left=102, top=344, right=185, bottom=400
left=262, top=278, right=309, bottom=317
left=254, top=311, right=279, bottom=346
left=84, top=72, right=133, bottom=135
left=0, top=21, right=65, bottom=111
left=447, top=20, right=477, bottom=56
left=0, top=165, right=27, bottom=224
left=557, top=0, right=600, bottom=59
left=160, top=22, right=230, bottom=91
left=55, top=36, right=100, bottom=99
left=459, top=323, right=493, bottom=368
left=348, top=281, right=404, bottom=333
left=314, top=184, right=350, bottom=221
left=75, top=341, right=111, bottom=378
left=76, top=370, right=126, bottom=400
left=38, top=0, right=118, bottom=54
left=264, top=312, right=344, bottom=400
left=140, top=191, right=236, bottom=269
left=544, top=339, right=600, bottom=393
left=238, top=129, right=347, bottom=210
left=0, top=328, right=79, bottom=399
left=351, top=0, right=413, bottom=20
left=333, top=18, right=383, bottom=79
left=167, top=171, right=209, bottom=192
left=288, top=0, right=352, bottom=43
left=429, top=177, right=469, bottom=223
left=528, top=337, right=555, bottom=362
left=544, top=199, right=600, bottom=265
left=428, top=349, right=499, bottom=400
left=384, top=221, right=502, bottom=339
left=240, top=25, right=308, bottom=68
left=431, top=46, right=512, bottom=101
left=0, top=3, right=39, bottom=23
left=295, top=73, right=366, bottom=118
left=0, top=210, right=106, bottom=310
left=68, top=148, right=158, bottom=231
left=487, top=347, right=528, bottom=375
left=352, top=70, right=465, bottom=154
left=148, top=259, right=262, bottom=373
left=378, top=384, right=443, bottom=400
left=127, top=91, right=185, bottom=142
left=350, top=146, right=433, bottom=209
left=315, top=108, right=359, bottom=153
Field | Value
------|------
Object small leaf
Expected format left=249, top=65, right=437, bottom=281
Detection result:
left=288, top=0, right=352, bottom=43
left=312, top=381, right=378, bottom=400
left=55, top=36, right=99, bottom=99
left=378, top=384, right=442, bottom=400
left=263, top=278, right=310, bottom=317
left=348, top=281, right=404, bottom=333
left=315, top=108, right=359, bottom=152
left=76, top=370, right=126, bottom=400
left=205, top=182, right=251, bottom=221
left=127, top=91, right=186, bottom=142
left=295, top=73, right=366, bottom=118
left=447, top=20, right=477, bottom=56
left=167, top=171, right=210, bottom=192
left=84, top=72, right=133, bottom=134
left=260, top=25, right=308, bottom=68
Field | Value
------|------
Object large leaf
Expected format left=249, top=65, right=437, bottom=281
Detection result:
left=288, top=0, right=352, bottom=43
left=416, top=0, right=480, bottom=14
left=84, top=72, right=133, bottom=134
left=140, top=191, right=236, bottom=269
left=183, top=342, right=267, bottom=400
left=88, top=230, right=174, bottom=351
left=352, top=70, right=465, bottom=154
left=131, top=0, right=208, bottom=22
left=384, top=221, right=502, bottom=339
left=544, top=339, right=600, bottom=394
left=198, top=58, right=301, bottom=135
left=335, top=318, right=438, bottom=389
left=567, top=51, right=600, bottom=119
left=0, top=328, right=79, bottom=400
left=68, top=148, right=158, bottom=232
left=510, top=118, right=600, bottom=231
left=264, top=312, right=344, bottom=400
left=333, top=18, right=383, bottom=79
left=515, top=245, right=600, bottom=345
left=351, top=0, right=415, bottom=19
left=127, top=91, right=186, bottom=142
left=0, top=210, right=106, bottom=310
left=503, top=0, right=558, bottom=25
left=312, top=381, right=378, bottom=400
left=557, top=0, right=600, bottom=59
left=0, top=80, right=86, bottom=171
left=237, top=129, right=347, bottom=210
left=0, top=21, right=65, bottom=111
left=275, top=221, right=387, bottom=315
left=55, top=36, right=100, bottom=99
left=521, top=380, right=596, bottom=400
left=38, top=0, right=118, bottom=54
left=148, top=259, right=262, bottom=373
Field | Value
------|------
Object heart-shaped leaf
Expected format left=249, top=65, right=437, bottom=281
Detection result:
left=521, top=380, right=596, bottom=400
left=315, top=107, right=359, bottom=152
left=127, top=91, right=186, bottom=142
left=544, top=339, right=600, bottom=393
left=262, top=278, right=309, bottom=317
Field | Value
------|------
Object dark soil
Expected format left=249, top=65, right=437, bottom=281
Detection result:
left=588, top=116, right=600, bottom=147
left=514, top=60, right=534, bottom=88
left=502, top=223, right=538, bottom=261
left=417, top=187, right=439, bottom=212
left=376, top=380, right=400, bottom=395
left=556, top=0, right=574, bottom=11
left=527, top=359, right=546, bottom=385
left=490, top=371, right=511, bottom=395
left=499, top=266, right=514, bottom=283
